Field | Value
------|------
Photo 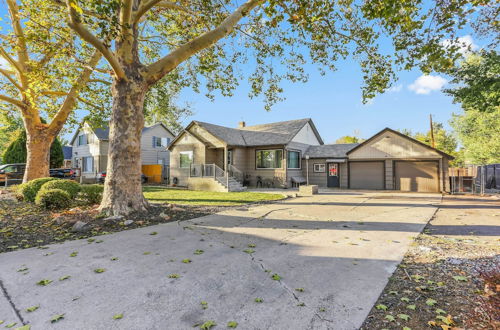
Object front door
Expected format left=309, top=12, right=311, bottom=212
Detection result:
left=327, top=163, right=340, bottom=187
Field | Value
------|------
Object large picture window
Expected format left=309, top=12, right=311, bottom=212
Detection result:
left=82, top=156, right=93, bottom=173
left=287, top=150, right=301, bottom=169
left=256, top=149, right=283, bottom=169
left=180, top=151, right=193, bottom=168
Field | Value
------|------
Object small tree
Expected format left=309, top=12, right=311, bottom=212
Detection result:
left=2, top=130, right=64, bottom=168
left=0, top=0, right=106, bottom=182
left=335, top=136, right=360, bottom=144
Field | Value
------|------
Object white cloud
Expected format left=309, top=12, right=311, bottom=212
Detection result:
left=442, top=35, right=478, bottom=55
left=387, top=84, right=403, bottom=93
left=408, top=75, right=447, bottom=95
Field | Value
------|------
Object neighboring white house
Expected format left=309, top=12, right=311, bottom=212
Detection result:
left=70, top=122, right=175, bottom=179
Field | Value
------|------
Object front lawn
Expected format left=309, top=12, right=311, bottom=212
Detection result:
left=143, top=186, right=285, bottom=206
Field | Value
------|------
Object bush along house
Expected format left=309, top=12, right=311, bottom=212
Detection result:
left=167, top=118, right=452, bottom=193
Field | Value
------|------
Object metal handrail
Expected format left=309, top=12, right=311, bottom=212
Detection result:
left=188, top=163, right=245, bottom=189
left=228, top=164, right=243, bottom=183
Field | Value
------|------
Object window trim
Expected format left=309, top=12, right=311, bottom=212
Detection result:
left=255, top=149, right=284, bottom=170
left=78, top=134, right=88, bottom=146
left=313, top=163, right=326, bottom=173
left=179, top=151, right=193, bottom=168
left=287, top=150, right=301, bottom=170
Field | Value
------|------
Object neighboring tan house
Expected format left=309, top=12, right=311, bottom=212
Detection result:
left=168, top=118, right=453, bottom=193
left=71, top=122, right=174, bottom=179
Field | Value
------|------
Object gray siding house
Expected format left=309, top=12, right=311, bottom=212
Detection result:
left=168, top=118, right=452, bottom=193
left=71, top=122, right=174, bottom=179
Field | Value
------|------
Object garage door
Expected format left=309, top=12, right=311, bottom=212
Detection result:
left=395, top=161, right=439, bottom=192
left=349, top=162, right=384, bottom=190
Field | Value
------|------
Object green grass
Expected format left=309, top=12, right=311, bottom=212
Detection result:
left=143, top=187, right=285, bottom=206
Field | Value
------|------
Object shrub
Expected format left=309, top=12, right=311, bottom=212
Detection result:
left=35, top=188, right=71, bottom=210
left=79, top=184, right=104, bottom=204
left=40, top=180, right=81, bottom=198
left=19, top=177, right=60, bottom=202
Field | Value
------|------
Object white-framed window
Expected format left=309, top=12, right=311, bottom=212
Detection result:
left=82, top=156, right=94, bottom=173
left=180, top=151, right=193, bottom=168
left=153, top=136, right=171, bottom=148
left=287, top=150, right=301, bottom=169
left=313, top=163, right=325, bottom=173
left=78, top=134, right=88, bottom=146
left=256, top=149, right=283, bottom=169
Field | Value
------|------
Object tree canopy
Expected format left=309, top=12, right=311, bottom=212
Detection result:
left=335, top=136, right=361, bottom=144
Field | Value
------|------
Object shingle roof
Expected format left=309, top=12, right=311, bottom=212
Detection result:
left=193, top=118, right=322, bottom=147
left=62, top=146, right=72, bottom=160
left=71, top=122, right=173, bottom=144
left=304, top=143, right=359, bottom=158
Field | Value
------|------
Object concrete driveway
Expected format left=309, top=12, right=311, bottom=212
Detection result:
left=0, top=191, right=441, bottom=330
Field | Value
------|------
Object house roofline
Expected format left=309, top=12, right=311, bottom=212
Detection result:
left=346, top=127, right=454, bottom=159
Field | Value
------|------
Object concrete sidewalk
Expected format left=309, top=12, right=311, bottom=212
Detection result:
left=0, top=192, right=441, bottom=330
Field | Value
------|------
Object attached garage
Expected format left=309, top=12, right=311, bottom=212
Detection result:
left=346, top=128, right=453, bottom=192
left=395, top=161, right=439, bottom=192
left=349, top=161, right=384, bottom=190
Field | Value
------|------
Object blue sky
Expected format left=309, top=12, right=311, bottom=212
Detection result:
left=178, top=62, right=462, bottom=143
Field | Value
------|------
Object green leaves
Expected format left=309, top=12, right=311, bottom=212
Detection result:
left=182, top=259, right=192, bottom=264
left=243, top=249, right=254, bottom=254
left=254, top=298, right=263, bottom=303
left=168, top=274, right=180, bottom=279
left=375, top=304, right=388, bottom=311
left=426, top=298, right=437, bottom=306
left=271, top=274, right=281, bottom=281
left=200, top=301, right=208, bottom=309
left=26, top=305, right=39, bottom=312
left=194, top=249, right=204, bottom=255
left=227, top=321, right=238, bottom=328
left=59, top=275, right=71, bottom=281
left=397, top=313, right=410, bottom=321
left=50, top=314, right=65, bottom=323
left=113, top=313, right=123, bottom=320
left=36, top=279, right=52, bottom=286
left=200, top=320, right=216, bottom=329
left=295, top=288, right=305, bottom=292
left=70, top=251, right=78, bottom=257
left=94, top=268, right=106, bottom=273
left=384, top=315, right=395, bottom=322
left=452, top=275, right=467, bottom=282
left=149, top=231, right=158, bottom=235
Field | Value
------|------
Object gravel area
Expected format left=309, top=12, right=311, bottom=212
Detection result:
left=361, top=194, right=500, bottom=330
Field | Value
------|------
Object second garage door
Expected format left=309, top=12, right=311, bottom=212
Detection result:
left=349, top=162, right=384, bottom=190
left=395, top=161, right=439, bottom=192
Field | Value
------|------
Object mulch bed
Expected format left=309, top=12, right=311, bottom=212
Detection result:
left=361, top=231, right=500, bottom=330
left=0, top=192, right=228, bottom=254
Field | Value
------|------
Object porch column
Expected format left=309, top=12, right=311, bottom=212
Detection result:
left=224, top=146, right=229, bottom=187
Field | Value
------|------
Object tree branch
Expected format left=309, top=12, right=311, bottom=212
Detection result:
left=134, top=0, right=193, bottom=24
left=121, top=0, right=134, bottom=28
left=48, top=50, right=102, bottom=136
left=0, top=68, right=23, bottom=91
left=0, top=94, right=24, bottom=108
left=0, top=46, right=23, bottom=74
left=66, top=0, right=126, bottom=80
left=6, top=0, right=29, bottom=68
left=144, top=0, right=263, bottom=84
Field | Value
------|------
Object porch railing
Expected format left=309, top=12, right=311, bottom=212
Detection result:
left=189, top=163, right=243, bottom=188
left=228, top=164, right=243, bottom=184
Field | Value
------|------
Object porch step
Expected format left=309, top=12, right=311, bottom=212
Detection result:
left=216, top=176, right=247, bottom=192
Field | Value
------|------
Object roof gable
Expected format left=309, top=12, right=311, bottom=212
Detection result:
left=347, top=128, right=454, bottom=159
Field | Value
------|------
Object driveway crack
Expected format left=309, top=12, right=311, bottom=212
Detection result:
left=0, top=278, right=25, bottom=325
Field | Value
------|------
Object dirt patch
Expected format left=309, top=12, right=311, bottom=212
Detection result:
left=361, top=195, right=500, bottom=330
left=0, top=192, right=228, bottom=253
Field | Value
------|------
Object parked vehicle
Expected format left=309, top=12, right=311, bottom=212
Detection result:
left=0, top=163, right=26, bottom=185
left=49, top=168, right=76, bottom=179
left=97, top=172, right=148, bottom=184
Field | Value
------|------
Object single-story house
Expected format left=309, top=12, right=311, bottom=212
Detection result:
left=168, top=118, right=452, bottom=192
left=71, top=122, right=175, bottom=179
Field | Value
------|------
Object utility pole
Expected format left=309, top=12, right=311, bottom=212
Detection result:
left=429, top=114, right=436, bottom=148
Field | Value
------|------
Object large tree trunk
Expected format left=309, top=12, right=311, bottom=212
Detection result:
left=23, top=129, right=53, bottom=182
left=99, top=72, right=149, bottom=216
